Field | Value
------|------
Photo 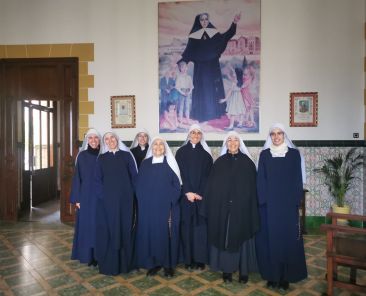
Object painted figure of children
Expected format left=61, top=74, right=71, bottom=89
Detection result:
left=159, top=69, right=176, bottom=115
left=241, top=67, right=255, bottom=128
left=220, top=67, right=245, bottom=130
left=160, top=101, right=199, bottom=132
left=160, top=102, right=179, bottom=131
left=175, top=61, right=194, bottom=125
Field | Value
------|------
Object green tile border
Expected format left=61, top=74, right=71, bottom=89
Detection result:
left=292, top=140, right=365, bottom=147
left=79, top=140, right=365, bottom=148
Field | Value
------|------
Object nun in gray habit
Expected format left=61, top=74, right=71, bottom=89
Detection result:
left=203, top=131, right=259, bottom=283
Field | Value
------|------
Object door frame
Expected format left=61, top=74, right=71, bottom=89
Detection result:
left=0, top=58, right=78, bottom=222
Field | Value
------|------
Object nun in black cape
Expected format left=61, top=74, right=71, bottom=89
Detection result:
left=70, top=128, right=101, bottom=265
left=135, top=136, right=182, bottom=277
left=175, top=124, right=213, bottom=269
left=94, top=132, right=138, bottom=275
left=255, top=123, right=307, bottom=290
left=130, top=129, right=151, bottom=168
left=202, top=131, right=259, bottom=283
left=179, top=13, right=240, bottom=122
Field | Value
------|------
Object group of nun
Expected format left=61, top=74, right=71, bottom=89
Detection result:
left=70, top=123, right=307, bottom=291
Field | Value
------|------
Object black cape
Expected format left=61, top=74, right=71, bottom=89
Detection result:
left=203, top=151, right=259, bottom=252
left=175, top=142, right=213, bottom=223
left=131, top=144, right=149, bottom=168
left=175, top=142, right=213, bottom=264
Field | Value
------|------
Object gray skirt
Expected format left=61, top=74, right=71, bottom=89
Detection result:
left=209, top=237, right=258, bottom=274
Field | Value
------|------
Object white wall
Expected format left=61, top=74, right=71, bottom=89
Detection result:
left=0, top=0, right=364, bottom=141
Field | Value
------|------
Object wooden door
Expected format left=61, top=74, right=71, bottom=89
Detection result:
left=0, top=58, right=78, bottom=222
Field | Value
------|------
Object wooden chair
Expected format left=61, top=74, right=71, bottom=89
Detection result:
left=320, top=212, right=366, bottom=295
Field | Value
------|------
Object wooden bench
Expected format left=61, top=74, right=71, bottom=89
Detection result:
left=320, top=212, right=366, bottom=295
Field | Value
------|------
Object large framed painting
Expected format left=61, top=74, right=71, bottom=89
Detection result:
left=158, top=0, right=261, bottom=133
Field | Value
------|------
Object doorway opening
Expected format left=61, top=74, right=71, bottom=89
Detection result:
left=20, top=99, right=59, bottom=222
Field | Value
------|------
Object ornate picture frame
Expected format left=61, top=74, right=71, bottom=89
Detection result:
left=110, top=95, right=136, bottom=128
left=158, top=0, right=261, bottom=133
left=290, top=92, right=318, bottom=127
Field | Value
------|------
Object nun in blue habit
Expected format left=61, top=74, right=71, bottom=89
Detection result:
left=70, top=128, right=101, bottom=265
left=255, top=123, right=307, bottom=291
left=129, top=129, right=151, bottom=264
left=203, top=131, right=259, bottom=284
left=175, top=124, right=213, bottom=270
left=135, top=136, right=182, bottom=278
left=94, top=132, right=138, bottom=275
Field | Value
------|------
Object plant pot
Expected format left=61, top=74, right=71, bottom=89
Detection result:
left=332, top=205, right=350, bottom=225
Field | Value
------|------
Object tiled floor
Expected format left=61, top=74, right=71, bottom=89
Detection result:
left=0, top=201, right=365, bottom=296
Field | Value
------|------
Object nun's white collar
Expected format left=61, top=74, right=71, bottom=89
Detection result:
left=189, top=28, right=218, bottom=39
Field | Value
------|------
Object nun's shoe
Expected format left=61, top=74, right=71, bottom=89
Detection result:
left=146, top=266, right=161, bottom=276
left=184, top=264, right=193, bottom=270
left=88, top=259, right=98, bottom=267
left=266, top=281, right=277, bottom=288
left=279, top=280, right=289, bottom=291
left=222, top=272, right=232, bottom=283
left=164, top=267, right=174, bottom=277
left=196, top=262, right=205, bottom=270
left=239, top=274, right=248, bottom=284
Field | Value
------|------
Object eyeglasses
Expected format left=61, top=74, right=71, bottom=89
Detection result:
left=200, top=17, right=208, bottom=21
left=270, top=132, right=284, bottom=137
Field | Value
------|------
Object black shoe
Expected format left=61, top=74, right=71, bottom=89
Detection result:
left=185, top=263, right=193, bottom=270
left=164, top=267, right=174, bottom=277
left=279, top=280, right=289, bottom=290
left=146, top=266, right=161, bottom=276
left=266, top=281, right=277, bottom=288
left=88, top=259, right=98, bottom=267
left=195, top=262, right=205, bottom=270
left=222, top=272, right=232, bottom=283
left=239, top=274, right=248, bottom=284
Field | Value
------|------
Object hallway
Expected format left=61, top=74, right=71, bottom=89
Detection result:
left=0, top=201, right=365, bottom=295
